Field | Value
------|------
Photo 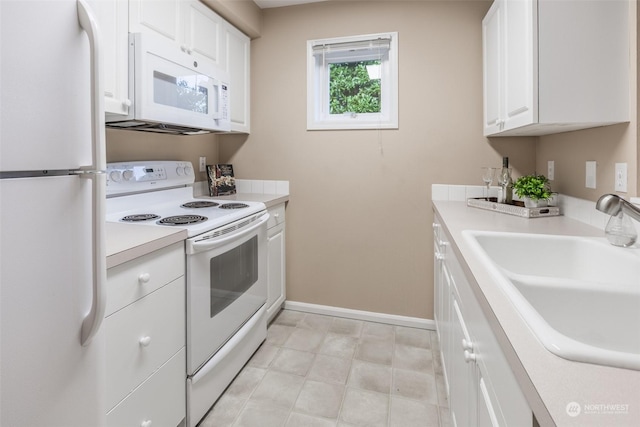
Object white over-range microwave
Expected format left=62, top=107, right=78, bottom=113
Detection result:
left=107, top=33, right=230, bottom=135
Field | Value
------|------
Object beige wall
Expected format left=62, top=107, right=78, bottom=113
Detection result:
left=202, top=0, right=263, bottom=38
left=106, top=129, right=220, bottom=183
left=218, top=1, right=536, bottom=320
left=535, top=0, right=638, bottom=201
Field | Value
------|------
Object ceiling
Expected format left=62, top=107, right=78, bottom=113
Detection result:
left=253, top=0, right=327, bottom=9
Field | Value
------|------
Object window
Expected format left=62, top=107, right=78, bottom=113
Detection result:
left=307, top=32, right=398, bottom=130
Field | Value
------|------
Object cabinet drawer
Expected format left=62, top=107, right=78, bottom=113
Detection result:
left=107, top=348, right=186, bottom=427
left=106, top=242, right=184, bottom=316
left=267, top=204, right=285, bottom=229
left=105, top=277, right=185, bottom=411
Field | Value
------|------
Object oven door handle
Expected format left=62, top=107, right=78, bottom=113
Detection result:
left=187, top=212, right=269, bottom=254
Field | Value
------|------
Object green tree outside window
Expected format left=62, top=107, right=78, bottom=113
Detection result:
left=329, top=60, right=381, bottom=114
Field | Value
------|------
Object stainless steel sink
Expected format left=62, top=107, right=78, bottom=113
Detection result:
left=463, top=230, right=640, bottom=370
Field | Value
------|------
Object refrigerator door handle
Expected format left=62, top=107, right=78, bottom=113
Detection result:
left=77, top=0, right=107, bottom=346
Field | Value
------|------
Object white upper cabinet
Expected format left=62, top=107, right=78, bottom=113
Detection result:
left=482, top=0, right=629, bottom=137
left=223, top=22, right=251, bottom=133
left=129, top=0, right=182, bottom=44
left=89, top=0, right=130, bottom=116
left=182, top=1, right=225, bottom=69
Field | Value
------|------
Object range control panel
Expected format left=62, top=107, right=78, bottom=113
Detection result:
left=106, top=161, right=195, bottom=196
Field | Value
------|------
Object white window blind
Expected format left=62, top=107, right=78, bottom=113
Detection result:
left=311, top=37, right=392, bottom=62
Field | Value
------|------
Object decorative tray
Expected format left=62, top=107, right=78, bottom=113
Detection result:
left=467, top=197, right=561, bottom=218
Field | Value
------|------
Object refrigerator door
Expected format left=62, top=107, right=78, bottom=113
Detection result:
left=0, top=0, right=93, bottom=172
left=0, top=176, right=106, bottom=426
left=0, top=0, right=106, bottom=426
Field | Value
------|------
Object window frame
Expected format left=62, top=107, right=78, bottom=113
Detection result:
left=307, top=32, right=399, bottom=131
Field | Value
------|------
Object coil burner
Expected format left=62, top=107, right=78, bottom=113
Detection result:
left=181, top=201, right=219, bottom=208
left=219, top=203, right=249, bottom=210
left=157, top=215, right=208, bottom=226
left=121, top=214, right=161, bottom=222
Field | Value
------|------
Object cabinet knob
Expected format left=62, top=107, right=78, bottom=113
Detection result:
left=139, top=336, right=152, bottom=347
left=122, top=99, right=132, bottom=107
left=462, top=338, right=474, bottom=351
left=138, top=273, right=151, bottom=284
left=464, top=350, right=476, bottom=363
left=435, top=253, right=445, bottom=261
left=274, top=213, right=280, bottom=218
left=140, top=420, right=152, bottom=427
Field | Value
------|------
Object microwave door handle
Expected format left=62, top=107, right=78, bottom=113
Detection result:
left=77, top=0, right=107, bottom=347
left=210, top=78, right=222, bottom=120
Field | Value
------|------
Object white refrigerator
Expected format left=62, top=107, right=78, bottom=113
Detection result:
left=0, top=1, right=107, bottom=426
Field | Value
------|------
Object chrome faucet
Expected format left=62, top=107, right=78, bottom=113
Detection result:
left=596, top=194, right=640, bottom=222
left=596, top=194, right=639, bottom=247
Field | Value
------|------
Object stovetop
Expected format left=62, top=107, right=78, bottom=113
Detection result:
left=105, top=161, right=266, bottom=238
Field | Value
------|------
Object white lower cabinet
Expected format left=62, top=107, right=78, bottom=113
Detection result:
left=433, top=215, right=532, bottom=427
left=105, top=242, right=186, bottom=427
left=266, top=203, right=286, bottom=322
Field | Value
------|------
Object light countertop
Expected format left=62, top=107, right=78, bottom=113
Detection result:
left=200, top=192, right=289, bottom=209
left=106, top=192, right=288, bottom=268
left=433, top=200, right=640, bottom=427
left=106, top=222, right=187, bottom=269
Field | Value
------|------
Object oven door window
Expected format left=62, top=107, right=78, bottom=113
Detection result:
left=210, top=235, right=258, bottom=317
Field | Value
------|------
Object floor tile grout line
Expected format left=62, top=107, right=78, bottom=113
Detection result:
left=208, top=310, right=450, bottom=427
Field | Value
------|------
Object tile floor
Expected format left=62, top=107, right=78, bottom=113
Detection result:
left=199, top=309, right=452, bottom=427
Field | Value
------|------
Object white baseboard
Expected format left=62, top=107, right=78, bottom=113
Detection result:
left=283, top=301, right=436, bottom=331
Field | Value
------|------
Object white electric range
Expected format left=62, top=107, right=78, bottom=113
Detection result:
left=106, top=161, right=269, bottom=427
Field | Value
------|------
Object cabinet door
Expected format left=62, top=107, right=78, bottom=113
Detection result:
left=267, top=223, right=285, bottom=322
left=450, top=298, right=476, bottom=427
left=224, top=22, right=251, bottom=133
left=477, top=375, right=500, bottom=427
left=129, top=0, right=182, bottom=44
left=182, top=0, right=224, bottom=68
left=482, top=0, right=502, bottom=135
left=89, top=0, right=129, bottom=116
left=502, top=0, right=536, bottom=131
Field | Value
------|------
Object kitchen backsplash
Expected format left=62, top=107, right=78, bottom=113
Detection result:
left=195, top=179, right=290, bottom=197
left=432, top=184, right=640, bottom=235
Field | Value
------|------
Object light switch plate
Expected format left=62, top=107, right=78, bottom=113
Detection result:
left=615, top=162, right=628, bottom=192
left=586, top=161, right=597, bottom=189
left=547, top=161, right=554, bottom=180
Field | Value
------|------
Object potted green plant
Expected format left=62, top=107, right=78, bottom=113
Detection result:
left=512, top=174, right=554, bottom=208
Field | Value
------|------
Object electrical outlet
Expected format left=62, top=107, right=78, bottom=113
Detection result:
left=615, top=162, right=627, bottom=192
left=199, top=157, right=206, bottom=172
left=585, top=161, right=597, bottom=189
left=547, top=160, right=554, bottom=181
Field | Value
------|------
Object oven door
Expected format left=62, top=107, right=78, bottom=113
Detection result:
left=185, top=212, right=268, bottom=375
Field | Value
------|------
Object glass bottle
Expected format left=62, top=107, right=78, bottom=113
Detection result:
left=605, top=211, right=638, bottom=247
left=498, top=157, right=513, bottom=204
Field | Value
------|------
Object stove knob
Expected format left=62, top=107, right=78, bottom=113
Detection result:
left=176, top=166, right=185, bottom=176
left=122, top=169, right=134, bottom=181
left=109, top=170, right=122, bottom=182
left=184, top=165, right=193, bottom=176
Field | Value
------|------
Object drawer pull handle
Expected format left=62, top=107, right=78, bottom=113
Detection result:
left=141, top=420, right=152, bottom=427
left=464, top=350, right=476, bottom=363
left=139, top=336, right=152, bottom=347
left=138, top=273, right=151, bottom=284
